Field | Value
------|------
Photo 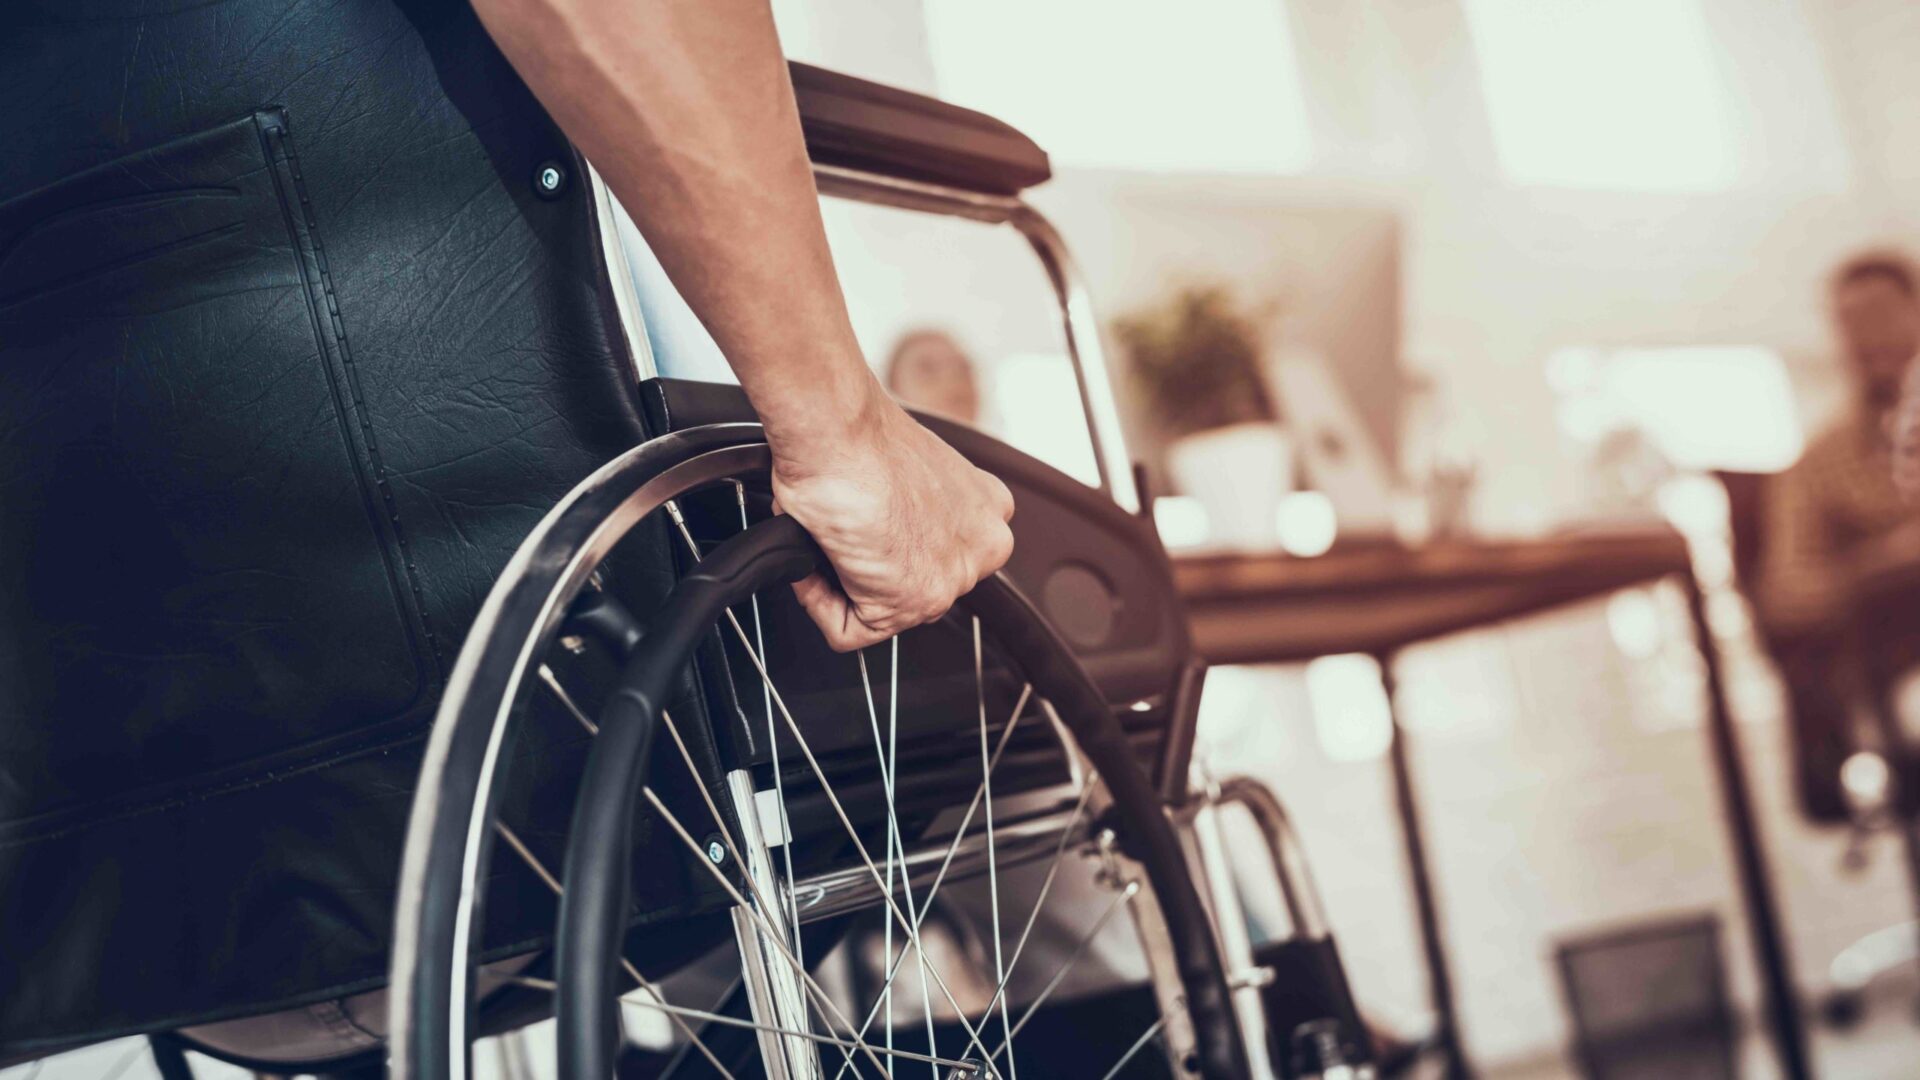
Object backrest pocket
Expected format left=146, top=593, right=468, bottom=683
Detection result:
left=0, top=109, right=434, bottom=838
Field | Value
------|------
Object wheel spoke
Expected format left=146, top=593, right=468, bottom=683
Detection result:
left=893, top=684, right=1032, bottom=928
left=860, top=645, right=941, bottom=1077
left=663, top=497, right=1007, bottom=1046
left=891, top=637, right=926, bottom=1078
left=643, top=785, right=893, bottom=1078
left=972, top=618, right=1016, bottom=1080
left=543, top=666, right=765, bottom=930
left=734, top=482, right=805, bottom=969
left=620, top=997, right=981, bottom=1073
left=550, top=648, right=893, bottom=1077
left=500, top=974, right=983, bottom=1074
left=652, top=704, right=864, bottom=1077
left=867, top=649, right=895, bottom=1064
left=988, top=881, right=1140, bottom=1064
left=654, top=977, right=746, bottom=1080
left=831, top=686, right=1036, bottom=1079
left=542, top=665, right=857, bottom=1075
left=491, top=822, right=739, bottom=1080
left=540, top=664, right=598, bottom=734
left=1099, top=1013, right=1170, bottom=1080
left=703, top=600, right=996, bottom=1061
left=967, top=777, right=1102, bottom=1046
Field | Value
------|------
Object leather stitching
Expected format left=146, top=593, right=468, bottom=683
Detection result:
left=260, top=109, right=445, bottom=676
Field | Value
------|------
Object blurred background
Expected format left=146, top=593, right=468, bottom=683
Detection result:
left=779, top=2, right=1920, bottom=1077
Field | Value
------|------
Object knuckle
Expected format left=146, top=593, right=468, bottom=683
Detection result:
left=991, top=477, right=1015, bottom=520
left=988, top=524, right=1014, bottom=566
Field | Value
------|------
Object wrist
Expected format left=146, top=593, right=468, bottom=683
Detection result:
left=756, top=362, right=894, bottom=477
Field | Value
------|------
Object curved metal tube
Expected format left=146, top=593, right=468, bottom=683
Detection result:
left=1216, top=776, right=1329, bottom=942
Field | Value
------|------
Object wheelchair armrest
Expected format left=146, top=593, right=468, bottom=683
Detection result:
left=790, top=61, right=1051, bottom=196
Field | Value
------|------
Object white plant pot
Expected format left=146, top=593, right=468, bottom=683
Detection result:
left=1166, top=422, right=1292, bottom=550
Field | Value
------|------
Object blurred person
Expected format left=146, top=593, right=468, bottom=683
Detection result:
left=1893, top=305, right=1920, bottom=503
left=1759, top=252, right=1920, bottom=635
left=1758, top=252, right=1920, bottom=818
left=883, top=329, right=983, bottom=425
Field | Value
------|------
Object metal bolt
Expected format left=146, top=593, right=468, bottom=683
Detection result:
left=559, top=634, right=587, bottom=655
left=704, top=836, right=727, bottom=866
left=533, top=159, right=568, bottom=200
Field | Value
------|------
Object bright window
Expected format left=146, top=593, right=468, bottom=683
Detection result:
left=1551, top=345, right=1804, bottom=472
left=1462, top=0, right=1738, bottom=191
left=923, top=0, right=1314, bottom=174
left=1305, top=654, right=1393, bottom=763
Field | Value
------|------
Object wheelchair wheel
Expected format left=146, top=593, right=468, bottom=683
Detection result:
left=389, top=423, right=1246, bottom=1080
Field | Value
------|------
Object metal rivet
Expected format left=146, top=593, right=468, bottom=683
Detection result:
left=534, top=159, right=568, bottom=200
left=703, top=836, right=728, bottom=866
left=559, top=634, right=587, bottom=655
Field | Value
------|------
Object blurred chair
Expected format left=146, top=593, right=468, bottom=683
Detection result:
left=1719, top=470, right=1920, bottom=1023
left=1553, top=914, right=1737, bottom=1080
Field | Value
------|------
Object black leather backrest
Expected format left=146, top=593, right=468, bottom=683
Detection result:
left=0, top=0, right=650, bottom=1050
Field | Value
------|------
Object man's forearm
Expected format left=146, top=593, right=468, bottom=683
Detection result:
left=471, top=0, right=881, bottom=459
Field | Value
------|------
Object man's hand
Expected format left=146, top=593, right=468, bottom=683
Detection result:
left=772, top=387, right=1014, bottom=651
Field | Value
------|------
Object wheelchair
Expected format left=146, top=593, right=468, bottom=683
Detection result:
left=0, top=7, right=1371, bottom=1075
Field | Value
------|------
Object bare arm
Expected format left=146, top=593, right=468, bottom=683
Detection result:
left=472, top=0, right=1013, bottom=649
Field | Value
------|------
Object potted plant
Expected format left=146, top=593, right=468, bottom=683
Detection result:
left=1114, top=285, right=1289, bottom=548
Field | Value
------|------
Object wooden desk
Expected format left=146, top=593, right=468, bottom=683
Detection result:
left=1171, top=531, right=1812, bottom=1080
left=1175, top=532, right=1691, bottom=665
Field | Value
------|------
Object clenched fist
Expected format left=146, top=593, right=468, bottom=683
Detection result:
left=770, top=386, right=1014, bottom=651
